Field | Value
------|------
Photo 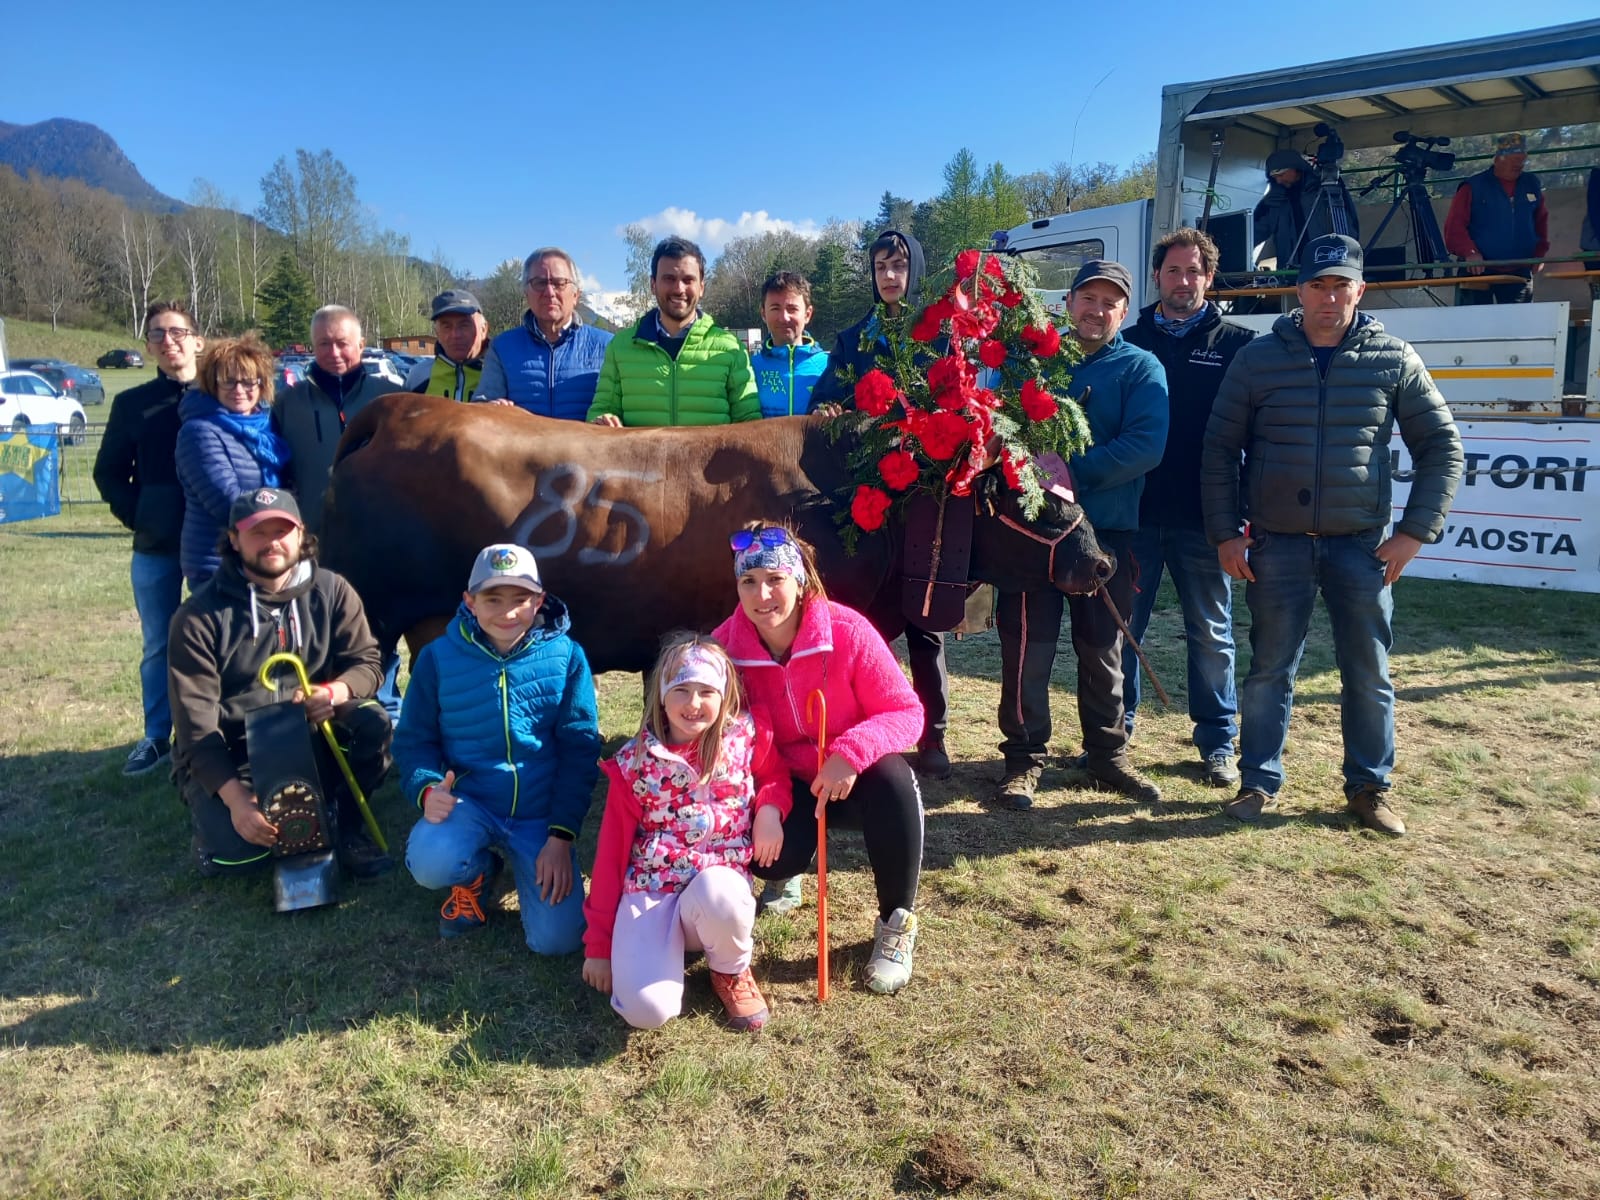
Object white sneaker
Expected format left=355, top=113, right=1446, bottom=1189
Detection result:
left=864, top=907, right=918, bottom=994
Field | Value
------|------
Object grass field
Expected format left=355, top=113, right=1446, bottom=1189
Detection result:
left=2, top=507, right=1598, bottom=1199
left=5, top=317, right=160, bottom=408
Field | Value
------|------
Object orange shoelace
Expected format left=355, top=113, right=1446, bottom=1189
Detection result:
left=440, top=873, right=486, bottom=923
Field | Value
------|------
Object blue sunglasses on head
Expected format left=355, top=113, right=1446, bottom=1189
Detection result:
left=729, top=527, right=793, bottom=553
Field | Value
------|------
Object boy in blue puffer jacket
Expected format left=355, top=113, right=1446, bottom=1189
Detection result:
left=750, top=271, right=829, bottom=417
left=398, top=543, right=601, bottom=953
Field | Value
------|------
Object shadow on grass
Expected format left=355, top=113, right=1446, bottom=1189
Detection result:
left=0, top=746, right=627, bottom=1069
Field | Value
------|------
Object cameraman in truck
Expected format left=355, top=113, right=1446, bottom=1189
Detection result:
left=1252, top=148, right=1359, bottom=272
left=1444, top=132, right=1550, bottom=305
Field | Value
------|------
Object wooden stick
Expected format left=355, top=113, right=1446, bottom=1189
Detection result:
left=1098, top=589, right=1172, bottom=709
left=807, top=689, right=830, bottom=1003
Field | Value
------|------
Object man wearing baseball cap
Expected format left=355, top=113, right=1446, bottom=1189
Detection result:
left=993, top=259, right=1169, bottom=811
left=1201, top=234, right=1463, bottom=835
left=1444, top=131, right=1550, bottom=304
left=405, top=289, right=490, bottom=400
left=167, top=486, right=395, bottom=880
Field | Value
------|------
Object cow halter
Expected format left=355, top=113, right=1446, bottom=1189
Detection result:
left=993, top=509, right=1086, bottom=587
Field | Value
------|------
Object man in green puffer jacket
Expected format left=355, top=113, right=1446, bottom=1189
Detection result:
left=1201, top=234, right=1463, bottom=837
left=588, top=236, right=759, bottom=427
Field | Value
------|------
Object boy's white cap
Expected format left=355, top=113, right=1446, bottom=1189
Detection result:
left=467, top=544, right=544, bottom=595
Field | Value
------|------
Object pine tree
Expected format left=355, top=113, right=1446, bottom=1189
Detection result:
left=256, top=253, right=318, bottom=349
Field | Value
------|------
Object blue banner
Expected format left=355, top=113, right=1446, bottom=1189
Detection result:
left=0, top=427, right=62, bottom=524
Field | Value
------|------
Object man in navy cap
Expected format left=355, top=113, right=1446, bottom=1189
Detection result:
left=1444, top=132, right=1550, bottom=304
left=992, top=259, right=1169, bottom=811
left=168, top=487, right=394, bottom=879
left=1202, top=234, right=1463, bottom=835
left=406, top=290, right=490, bottom=399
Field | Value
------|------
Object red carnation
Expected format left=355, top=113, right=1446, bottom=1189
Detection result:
left=917, top=411, right=973, bottom=461
left=911, top=309, right=943, bottom=343
left=1000, top=448, right=1027, bottom=489
left=984, top=256, right=1006, bottom=280
left=998, top=288, right=1024, bottom=308
left=1020, top=378, right=1058, bottom=422
left=955, top=249, right=981, bottom=281
left=952, top=306, right=999, bottom=342
left=878, top=450, right=920, bottom=491
left=854, top=368, right=900, bottom=416
left=977, top=339, right=1007, bottom=369
left=1020, top=323, right=1062, bottom=358
left=928, top=354, right=969, bottom=395
left=851, top=485, right=892, bottom=532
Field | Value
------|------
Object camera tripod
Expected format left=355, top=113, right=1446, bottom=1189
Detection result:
left=1285, top=123, right=1360, bottom=267
left=1360, top=166, right=1450, bottom=277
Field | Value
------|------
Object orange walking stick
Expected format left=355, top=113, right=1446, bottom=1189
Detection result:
left=808, top=689, right=830, bottom=1002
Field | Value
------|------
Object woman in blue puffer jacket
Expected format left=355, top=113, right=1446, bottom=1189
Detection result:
left=174, top=333, right=292, bottom=586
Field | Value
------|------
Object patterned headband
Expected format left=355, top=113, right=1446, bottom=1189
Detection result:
left=732, top=541, right=808, bottom=586
left=660, top=644, right=729, bottom=702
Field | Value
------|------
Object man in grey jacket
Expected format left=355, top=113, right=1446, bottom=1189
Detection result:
left=1201, top=235, right=1462, bottom=835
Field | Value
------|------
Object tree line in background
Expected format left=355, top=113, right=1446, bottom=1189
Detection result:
left=0, top=149, right=455, bottom=344
left=633, top=148, right=1157, bottom=344
left=0, top=143, right=1154, bottom=348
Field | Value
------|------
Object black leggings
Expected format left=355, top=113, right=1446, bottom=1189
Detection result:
left=751, top=754, right=924, bottom=920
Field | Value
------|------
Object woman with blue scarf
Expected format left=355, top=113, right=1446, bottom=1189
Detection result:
left=175, top=334, right=293, bottom=587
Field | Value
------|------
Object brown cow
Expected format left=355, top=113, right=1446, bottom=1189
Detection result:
left=321, top=394, right=1111, bottom=674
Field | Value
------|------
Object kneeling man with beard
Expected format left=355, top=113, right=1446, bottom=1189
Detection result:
left=167, top=487, right=393, bottom=885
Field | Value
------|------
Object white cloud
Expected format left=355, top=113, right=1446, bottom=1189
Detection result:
left=620, top=207, right=823, bottom=254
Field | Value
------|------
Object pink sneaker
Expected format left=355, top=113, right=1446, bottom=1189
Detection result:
left=710, top=967, right=769, bottom=1031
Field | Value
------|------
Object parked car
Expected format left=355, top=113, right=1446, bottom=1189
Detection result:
left=97, top=348, right=145, bottom=369
left=35, top=364, right=105, bottom=406
left=363, top=354, right=405, bottom=386
left=0, top=370, right=89, bottom=444
left=8, top=357, right=71, bottom=373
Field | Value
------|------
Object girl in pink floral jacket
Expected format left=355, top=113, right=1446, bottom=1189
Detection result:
left=712, top=521, right=926, bottom=996
left=582, top=634, right=790, bottom=1032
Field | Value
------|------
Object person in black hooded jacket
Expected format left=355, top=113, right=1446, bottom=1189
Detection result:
left=759, top=231, right=945, bottom=918
left=1121, top=229, right=1255, bottom=789
left=807, top=230, right=949, bottom=772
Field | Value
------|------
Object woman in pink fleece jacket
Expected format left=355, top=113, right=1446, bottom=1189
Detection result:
left=712, top=521, right=926, bottom=994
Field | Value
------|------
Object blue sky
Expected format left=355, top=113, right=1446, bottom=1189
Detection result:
left=10, top=1, right=1595, bottom=312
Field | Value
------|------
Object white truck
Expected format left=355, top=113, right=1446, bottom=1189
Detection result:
left=999, top=20, right=1600, bottom=592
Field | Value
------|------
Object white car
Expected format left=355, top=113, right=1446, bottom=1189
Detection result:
left=0, top=370, right=88, bottom=444
left=360, top=350, right=406, bottom=386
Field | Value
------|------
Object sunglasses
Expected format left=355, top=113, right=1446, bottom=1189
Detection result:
left=729, top=527, right=793, bottom=553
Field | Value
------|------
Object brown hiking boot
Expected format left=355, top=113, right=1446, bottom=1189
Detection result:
left=710, top=967, right=769, bottom=1032
left=1087, top=757, right=1162, bottom=804
left=994, top=765, right=1042, bottom=810
left=1347, top=785, right=1406, bottom=835
left=1224, top=787, right=1273, bottom=821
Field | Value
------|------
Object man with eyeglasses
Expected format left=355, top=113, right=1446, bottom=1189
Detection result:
left=405, top=289, right=490, bottom=399
left=94, top=300, right=205, bottom=776
left=588, top=236, right=759, bottom=427
left=475, top=248, right=612, bottom=417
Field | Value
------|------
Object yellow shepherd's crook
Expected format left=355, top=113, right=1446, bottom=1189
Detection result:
left=258, top=652, right=388, bottom=852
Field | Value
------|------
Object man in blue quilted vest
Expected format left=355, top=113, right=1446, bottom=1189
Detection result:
left=1444, top=132, right=1549, bottom=305
left=476, top=248, right=613, bottom=417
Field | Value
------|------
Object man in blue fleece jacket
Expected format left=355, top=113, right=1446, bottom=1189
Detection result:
left=993, top=261, right=1169, bottom=810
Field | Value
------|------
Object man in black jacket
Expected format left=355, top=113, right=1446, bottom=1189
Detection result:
left=1122, top=229, right=1255, bottom=788
left=168, top=487, right=392, bottom=878
left=93, top=300, right=204, bottom=776
left=1202, top=235, right=1462, bottom=835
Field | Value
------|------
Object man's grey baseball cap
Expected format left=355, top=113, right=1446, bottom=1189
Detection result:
left=430, top=289, right=481, bottom=319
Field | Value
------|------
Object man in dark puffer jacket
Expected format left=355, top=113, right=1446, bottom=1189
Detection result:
left=1201, top=235, right=1462, bottom=836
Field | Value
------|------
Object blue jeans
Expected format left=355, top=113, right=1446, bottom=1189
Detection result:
left=1238, top=529, right=1395, bottom=797
left=376, top=646, right=402, bottom=724
left=1123, top=525, right=1237, bottom=759
left=405, top=798, right=585, bottom=955
left=130, top=551, right=184, bottom=741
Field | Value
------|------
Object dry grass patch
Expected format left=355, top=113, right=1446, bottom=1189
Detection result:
left=3, top=511, right=1600, bottom=1198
